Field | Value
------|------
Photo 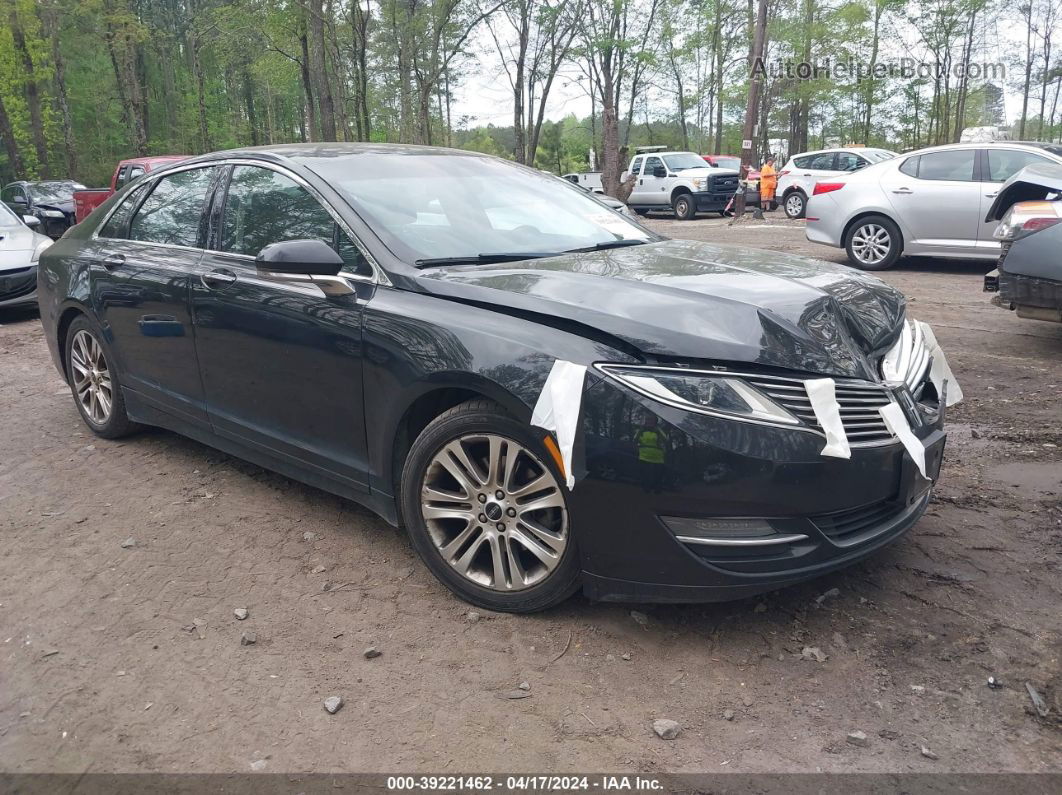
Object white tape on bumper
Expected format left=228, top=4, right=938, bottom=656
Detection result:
left=530, top=360, right=587, bottom=490
left=803, top=378, right=851, bottom=459
left=918, top=321, right=963, bottom=407
left=878, top=402, right=927, bottom=479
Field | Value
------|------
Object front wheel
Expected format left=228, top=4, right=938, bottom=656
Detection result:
left=672, top=192, right=697, bottom=220
left=400, top=400, right=580, bottom=613
left=783, top=191, right=806, bottom=219
left=844, top=215, right=902, bottom=270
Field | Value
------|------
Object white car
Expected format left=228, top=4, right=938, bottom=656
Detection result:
left=0, top=202, right=52, bottom=309
left=777, top=148, right=896, bottom=219
left=623, top=151, right=740, bottom=219
left=804, top=142, right=1062, bottom=270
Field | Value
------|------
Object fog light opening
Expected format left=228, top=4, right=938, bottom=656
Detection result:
left=662, top=516, right=809, bottom=547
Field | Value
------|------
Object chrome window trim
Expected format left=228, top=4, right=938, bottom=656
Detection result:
left=90, top=157, right=388, bottom=287
left=594, top=362, right=902, bottom=448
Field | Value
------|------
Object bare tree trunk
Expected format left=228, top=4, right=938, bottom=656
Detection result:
left=299, top=29, right=318, bottom=141
left=308, top=0, right=337, bottom=140
left=42, top=2, right=78, bottom=177
left=1021, top=7, right=1034, bottom=139
left=10, top=7, right=50, bottom=175
left=0, top=93, right=26, bottom=178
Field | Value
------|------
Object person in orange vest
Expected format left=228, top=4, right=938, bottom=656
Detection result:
left=759, top=155, right=778, bottom=211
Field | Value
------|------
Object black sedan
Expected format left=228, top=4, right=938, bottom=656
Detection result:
left=2, top=179, right=83, bottom=239
left=36, top=144, right=947, bottom=612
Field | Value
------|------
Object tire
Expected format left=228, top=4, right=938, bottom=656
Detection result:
left=399, top=399, right=581, bottom=613
left=844, top=214, right=903, bottom=271
left=632, top=207, right=649, bottom=216
left=672, top=192, right=697, bottom=220
left=64, top=315, right=140, bottom=439
left=783, top=191, right=806, bottom=219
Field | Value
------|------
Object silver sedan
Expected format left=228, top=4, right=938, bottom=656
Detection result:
left=0, top=203, right=52, bottom=309
left=805, top=142, right=1062, bottom=270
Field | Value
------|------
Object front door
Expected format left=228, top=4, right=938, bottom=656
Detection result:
left=881, top=149, right=982, bottom=253
left=190, top=163, right=373, bottom=492
left=629, top=155, right=669, bottom=206
left=88, top=166, right=219, bottom=425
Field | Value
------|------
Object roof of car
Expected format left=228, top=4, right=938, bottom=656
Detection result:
left=195, top=142, right=493, bottom=162
left=901, top=141, right=1062, bottom=158
left=787, top=147, right=893, bottom=159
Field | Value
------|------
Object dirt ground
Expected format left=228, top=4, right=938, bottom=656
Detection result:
left=1, top=215, right=1060, bottom=775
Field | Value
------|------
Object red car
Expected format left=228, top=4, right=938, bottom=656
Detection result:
left=73, top=156, right=189, bottom=224
left=703, top=155, right=760, bottom=208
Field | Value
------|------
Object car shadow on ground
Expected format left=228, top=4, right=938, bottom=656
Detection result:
left=0, top=306, right=40, bottom=325
left=892, top=256, right=996, bottom=275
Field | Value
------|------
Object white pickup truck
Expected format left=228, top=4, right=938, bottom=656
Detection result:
left=623, top=151, right=741, bottom=219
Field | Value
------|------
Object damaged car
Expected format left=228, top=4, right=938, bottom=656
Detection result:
left=36, top=144, right=957, bottom=612
left=984, top=162, right=1062, bottom=324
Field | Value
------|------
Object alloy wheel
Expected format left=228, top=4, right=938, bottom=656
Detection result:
left=420, top=433, right=568, bottom=592
left=850, top=223, right=891, bottom=265
left=70, top=330, right=113, bottom=425
left=785, top=193, right=804, bottom=217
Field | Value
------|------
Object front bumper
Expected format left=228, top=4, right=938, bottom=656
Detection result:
left=693, top=190, right=739, bottom=212
left=570, top=375, right=945, bottom=603
left=0, top=264, right=38, bottom=308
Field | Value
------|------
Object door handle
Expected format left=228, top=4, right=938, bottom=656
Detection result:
left=201, top=269, right=237, bottom=289
left=892, top=188, right=913, bottom=195
left=101, top=254, right=125, bottom=270
left=985, top=192, right=999, bottom=198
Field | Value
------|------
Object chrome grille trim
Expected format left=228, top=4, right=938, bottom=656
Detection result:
left=882, top=320, right=932, bottom=391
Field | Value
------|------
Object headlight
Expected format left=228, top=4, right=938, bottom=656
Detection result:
left=31, top=239, right=52, bottom=262
left=597, top=364, right=799, bottom=426
left=691, top=178, right=707, bottom=191
left=39, top=209, right=65, bottom=219
left=993, top=200, right=1062, bottom=241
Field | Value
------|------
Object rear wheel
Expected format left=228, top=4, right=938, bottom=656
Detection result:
left=64, top=316, right=139, bottom=438
left=400, top=400, right=580, bottom=613
left=672, top=192, right=697, bottom=220
left=783, top=191, right=806, bottom=219
left=844, top=215, right=902, bottom=270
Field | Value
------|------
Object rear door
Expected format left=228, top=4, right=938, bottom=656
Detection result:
left=89, top=165, right=219, bottom=426
left=977, top=148, right=1058, bottom=247
left=791, top=152, right=838, bottom=195
left=190, top=163, right=374, bottom=492
left=880, top=149, right=982, bottom=253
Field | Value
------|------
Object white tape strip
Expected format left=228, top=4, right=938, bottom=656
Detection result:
left=803, top=378, right=851, bottom=459
left=918, top=322, right=963, bottom=407
left=878, top=402, right=927, bottom=479
left=530, top=360, right=587, bottom=490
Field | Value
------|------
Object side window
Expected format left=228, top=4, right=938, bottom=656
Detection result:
left=99, top=182, right=150, bottom=239
left=837, top=152, right=866, bottom=172
left=221, top=165, right=371, bottom=276
left=645, top=156, right=663, bottom=175
left=630, top=157, right=644, bottom=175
left=114, top=166, right=130, bottom=190
left=986, top=149, right=1051, bottom=183
left=127, top=165, right=145, bottom=184
left=808, top=153, right=837, bottom=170
left=793, top=155, right=813, bottom=169
left=916, top=150, right=976, bottom=181
left=899, top=156, right=919, bottom=177
left=129, top=167, right=216, bottom=247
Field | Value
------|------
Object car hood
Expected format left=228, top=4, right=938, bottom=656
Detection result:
left=36, top=200, right=75, bottom=214
left=678, top=166, right=739, bottom=179
left=0, top=225, right=47, bottom=265
left=415, top=239, right=906, bottom=380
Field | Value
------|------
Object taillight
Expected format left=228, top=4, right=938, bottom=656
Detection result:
left=994, top=200, right=1062, bottom=241
left=813, top=182, right=845, bottom=196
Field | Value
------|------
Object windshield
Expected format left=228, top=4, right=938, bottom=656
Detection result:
left=661, top=153, right=708, bottom=172
left=0, top=202, right=24, bottom=229
left=710, top=156, right=741, bottom=170
left=864, top=149, right=897, bottom=163
left=30, top=181, right=82, bottom=204
left=308, top=154, right=653, bottom=264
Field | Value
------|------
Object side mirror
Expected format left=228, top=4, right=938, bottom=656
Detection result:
left=22, top=215, right=41, bottom=228
left=256, top=238, right=344, bottom=276
left=255, top=238, right=354, bottom=296
left=653, top=166, right=667, bottom=178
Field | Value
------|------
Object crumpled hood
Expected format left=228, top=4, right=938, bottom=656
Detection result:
left=416, top=239, right=906, bottom=380
left=37, top=201, right=74, bottom=215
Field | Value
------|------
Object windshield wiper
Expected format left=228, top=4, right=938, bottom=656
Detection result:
left=563, top=239, right=649, bottom=254
left=414, top=252, right=554, bottom=268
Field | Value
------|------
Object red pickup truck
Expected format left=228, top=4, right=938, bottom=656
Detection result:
left=73, top=155, right=188, bottom=223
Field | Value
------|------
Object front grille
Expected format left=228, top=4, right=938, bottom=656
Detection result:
left=746, top=375, right=894, bottom=444
left=813, top=499, right=904, bottom=543
left=711, top=174, right=740, bottom=193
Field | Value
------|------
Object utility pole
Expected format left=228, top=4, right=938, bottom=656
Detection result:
left=733, top=0, right=768, bottom=217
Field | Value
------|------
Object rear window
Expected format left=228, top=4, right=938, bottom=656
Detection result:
left=794, top=153, right=836, bottom=170
left=98, top=183, right=150, bottom=239
left=915, top=150, right=976, bottom=181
